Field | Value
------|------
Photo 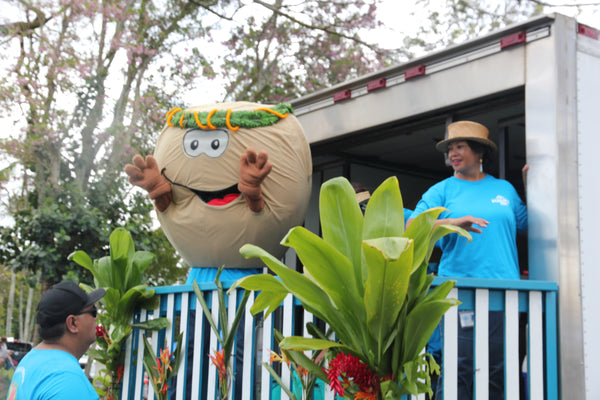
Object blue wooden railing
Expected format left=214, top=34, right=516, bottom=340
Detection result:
left=119, top=277, right=558, bottom=400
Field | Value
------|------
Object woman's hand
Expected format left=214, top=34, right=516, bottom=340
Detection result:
left=406, top=215, right=489, bottom=233
left=522, top=164, right=529, bottom=188
left=443, top=216, right=489, bottom=233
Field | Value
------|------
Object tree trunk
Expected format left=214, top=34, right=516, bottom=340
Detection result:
left=24, top=279, right=35, bottom=341
left=18, top=280, right=24, bottom=338
left=6, top=272, right=15, bottom=337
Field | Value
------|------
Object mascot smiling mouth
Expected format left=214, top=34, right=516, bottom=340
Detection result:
left=161, top=168, right=240, bottom=205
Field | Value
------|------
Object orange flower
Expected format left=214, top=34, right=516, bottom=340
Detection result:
left=269, top=350, right=291, bottom=367
left=209, top=348, right=227, bottom=382
left=296, top=364, right=309, bottom=378
left=355, top=392, right=377, bottom=400
left=159, top=348, right=173, bottom=373
left=270, top=350, right=283, bottom=364
left=116, top=364, right=124, bottom=384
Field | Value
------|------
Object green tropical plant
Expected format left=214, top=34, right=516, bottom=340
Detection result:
left=142, top=332, right=184, bottom=400
left=265, top=329, right=328, bottom=400
left=192, top=268, right=251, bottom=400
left=232, top=176, right=470, bottom=399
left=68, top=227, right=169, bottom=400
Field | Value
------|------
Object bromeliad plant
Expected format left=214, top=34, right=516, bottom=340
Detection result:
left=69, top=228, right=169, bottom=400
left=231, top=176, right=470, bottom=399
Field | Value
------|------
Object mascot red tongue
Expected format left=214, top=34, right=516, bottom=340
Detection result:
left=125, top=102, right=312, bottom=272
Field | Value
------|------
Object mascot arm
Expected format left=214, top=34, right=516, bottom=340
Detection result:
left=238, top=148, right=272, bottom=213
left=124, top=155, right=173, bottom=212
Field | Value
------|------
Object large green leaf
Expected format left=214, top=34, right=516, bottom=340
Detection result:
left=230, top=273, right=285, bottom=292
left=102, top=287, right=121, bottom=314
left=282, top=226, right=364, bottom=322
left=403, top=298, right=460, bottom=362
left=406, top=262, right=430, bottom=307
left=68, top=250, right=94, bottom=274
left=125, top=250, right=155, bottom=290
left=362, top=237, right=413, bottom=360
left=250, top=290, right=288, bottom=317
left=109, top=228, right=135, bottom=293
left=231, top=274, right=288, bottom=317
left=240, top=243, right=360, bottom=349
left=240, top=244, right=336, bottom=319
left=403, top=207, right=446, bottom=272
left=427, top=223, right=471, bottom=261
left=115, top=285, right=152, bottom=324
left=318, top=177, right=364, bottom=293
left=94, top=256, right=115, bottom=289
left=422, top=279, right=457, bottom=303
left=109, top=324, right=133, bottom=351
left=131, top=317, right=170, bottom=331
left=363, top=176, right=405, bottom=240
left=279, top=336, right=347, bottom=352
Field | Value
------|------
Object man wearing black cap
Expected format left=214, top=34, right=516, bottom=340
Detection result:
left=7, top=281, right=105, bottom=399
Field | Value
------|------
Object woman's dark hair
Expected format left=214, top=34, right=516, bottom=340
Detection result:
left=466, top=140, right=496, bottom=173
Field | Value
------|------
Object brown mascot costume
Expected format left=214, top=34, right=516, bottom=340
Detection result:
left=125, top=102, right=312, bottom=283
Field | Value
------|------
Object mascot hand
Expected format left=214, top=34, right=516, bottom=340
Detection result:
left=124, top=155, right=172, bottom=212
left=238, top=148, right=272, bottom=212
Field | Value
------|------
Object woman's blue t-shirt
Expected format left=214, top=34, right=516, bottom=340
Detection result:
left=411, top=175, right=527, bottom=279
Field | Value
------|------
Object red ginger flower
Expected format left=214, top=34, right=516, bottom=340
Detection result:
left=325, top=352, right=380, bottom=398
left=96, top=325, right=106, bottom=337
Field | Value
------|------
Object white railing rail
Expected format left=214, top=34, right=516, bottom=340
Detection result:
left=120, top=277, right=558, bottom=400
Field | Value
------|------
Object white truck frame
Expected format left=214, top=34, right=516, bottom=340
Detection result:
left=290, top=13, right=600, bottom=399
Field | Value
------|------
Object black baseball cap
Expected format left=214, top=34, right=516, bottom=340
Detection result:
left=36, top=281, right=105, bottom=328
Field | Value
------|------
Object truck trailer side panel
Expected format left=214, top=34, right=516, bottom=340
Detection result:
left=577, top=35, right=600, bottom=400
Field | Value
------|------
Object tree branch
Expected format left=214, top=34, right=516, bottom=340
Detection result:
left=0, top=4, right=51, bottom=36
left=188, top=0, right=236, bottom=21
left=253, top=0, right=383, bottom=54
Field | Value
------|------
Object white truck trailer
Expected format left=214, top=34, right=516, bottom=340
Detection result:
left=290, top=13, right=600, bottom=399
left=120, top=13, right=599, bottom=400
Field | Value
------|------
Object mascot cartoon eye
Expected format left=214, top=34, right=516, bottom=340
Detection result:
left=183, top=129, right=229, bottom=158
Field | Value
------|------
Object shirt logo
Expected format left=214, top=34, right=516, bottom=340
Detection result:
left=491, top=195, right=510, bottom=206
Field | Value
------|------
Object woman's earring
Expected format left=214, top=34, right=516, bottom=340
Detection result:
left=480, top=158, right=483, bottom=173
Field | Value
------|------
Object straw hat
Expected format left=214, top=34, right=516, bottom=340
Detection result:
left=435, top=121, right=497, bottom=153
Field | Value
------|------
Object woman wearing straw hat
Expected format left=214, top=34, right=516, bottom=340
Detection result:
left=407, top=121, right=528, bottom=400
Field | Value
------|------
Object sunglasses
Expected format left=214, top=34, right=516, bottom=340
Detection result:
left=77, top=306, right=98, bottom=318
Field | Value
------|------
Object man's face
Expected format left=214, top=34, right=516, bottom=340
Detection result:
left=75, top=305, right=98, bottom=347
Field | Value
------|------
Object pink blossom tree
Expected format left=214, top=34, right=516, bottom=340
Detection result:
left=221, top=0, right=393, bottom=101
left=0, top=0, right=391, bottom=288
left=0, top=0, right=219, bottom=287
